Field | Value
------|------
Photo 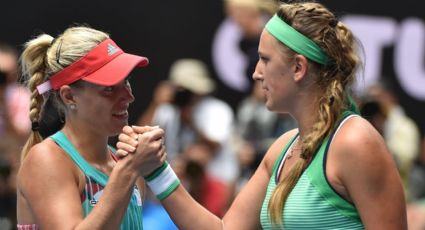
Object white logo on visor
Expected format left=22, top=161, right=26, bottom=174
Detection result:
left=107, top=44, right=118, bottom=56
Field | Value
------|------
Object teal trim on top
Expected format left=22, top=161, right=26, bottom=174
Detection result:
left=347, top=95, right=360, bottom=114
left=108, top=145, right=116, bottom=154
left=50, top=131, right=144, bottom=230
left=306, top=111, right=362, bottom=223
left=51, top=131, right=109, bottom=187
left=271, top=133, right=299, bottom=177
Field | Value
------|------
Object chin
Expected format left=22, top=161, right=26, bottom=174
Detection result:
left=265, top=102, right=287, bottom=114
left=264, top=101, right=274, bottom=111
left=106, top=129, right=120, bottom=137
left=110, top=123, right=128, bottom=135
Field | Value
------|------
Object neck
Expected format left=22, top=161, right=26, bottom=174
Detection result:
left=61, top=121, right=110, bottom=164
left=290, top=89, right=321, bottom=140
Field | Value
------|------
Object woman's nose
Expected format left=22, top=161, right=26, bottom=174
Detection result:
left=252, top=61, right=263, bottom=81
left=126, top=87, right=135, bottom=103
left=121, top=82, right=135, bottom=103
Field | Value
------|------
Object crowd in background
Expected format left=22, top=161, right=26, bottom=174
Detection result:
left=134, top=59, right=425, bottom=229
left=0, top=41, right=31, bottom=230
left=1, top=0, right=425, bottom=229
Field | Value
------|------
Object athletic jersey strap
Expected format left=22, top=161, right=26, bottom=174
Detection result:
left=51, top=131, right=110, bottom=186
left=50, top=131, right=144, bottom=230
left=260, top=111, right=364, bottom=229
left=306, top=112, right=361, bottom=221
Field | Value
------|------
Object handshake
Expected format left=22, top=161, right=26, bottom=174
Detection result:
left=116, top=125, right=180, bottom=200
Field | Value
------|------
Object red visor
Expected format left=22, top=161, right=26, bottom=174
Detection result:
left=37, top=39, right=149, bottom=94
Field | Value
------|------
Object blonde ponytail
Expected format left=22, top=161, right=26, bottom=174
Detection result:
left=20, top=35, right=54, bottom=160
left=20, top=27, right=110, bottom=160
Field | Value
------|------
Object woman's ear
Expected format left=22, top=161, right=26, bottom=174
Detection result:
left=293, top=54, right=308, bottom=82
left=59, top=85, right=76, bottom=106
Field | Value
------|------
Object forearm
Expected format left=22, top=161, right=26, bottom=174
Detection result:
left=75, top=160, right=139, bottom=230
left=161, top=186, right=223, bottom=230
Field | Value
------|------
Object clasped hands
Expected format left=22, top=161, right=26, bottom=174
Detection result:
left=116, top=125, right=167, bottom=177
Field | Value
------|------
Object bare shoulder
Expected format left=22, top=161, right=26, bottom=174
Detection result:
left=18, top=138, right=77, bottom=196
left=329, top=113, right=407, bottom=229
left=20, top=138, right=70, bottom=171
left=332, top=116, right=394, bottom=167
left=330, top=115, right=399, bottom=188
left=263, top=128, right=299, bottom=175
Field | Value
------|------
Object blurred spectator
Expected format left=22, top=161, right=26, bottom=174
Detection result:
left=409, top=136, right=425, bottom=201
left=140, top=154, right=230, bottom=230
left=0, top=154, right=16, bottom=230
left=234, top=80, right=296, bottom=192
left=138, top=59, right=239, bottom=184
left=0, top=42, right=30, bottom=230
left=177, top=143, right=230, bottom=217
left=0, top=42, right=31, bottom=142
left=224, top=0, right=278, bottom=90
left=365, top=82, right=421, bottom=199
left=237, top=81, right=279, bottom=147
left=232, top=141, right=256, bottom=194
left=237, top=81, right=296, bottom=153
left=137, top=80, right=175, bottom=126
left=360, top=100, right=386, bottom=135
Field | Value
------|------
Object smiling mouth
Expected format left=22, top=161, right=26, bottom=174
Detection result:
left=112, top=111, right=128, bottom=118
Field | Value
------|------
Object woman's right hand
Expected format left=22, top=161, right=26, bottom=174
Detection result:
left=116, top=125, right=167, bottom=177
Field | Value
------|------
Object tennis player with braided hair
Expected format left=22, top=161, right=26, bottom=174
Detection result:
left=118, top=1, right=407, bottom=229
left=17, top=26, right=166, bottom=229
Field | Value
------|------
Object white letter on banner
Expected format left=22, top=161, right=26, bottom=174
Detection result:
left=212, top=19, right=250, bottom=92
left=395, top=18, right=425, bottom=100
left=342, top=15, right=397, bottom=93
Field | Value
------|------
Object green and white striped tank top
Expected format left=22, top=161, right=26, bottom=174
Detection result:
left=260, top=112, right=364, bottom=229
left=51, top=131, right=143, bottom=230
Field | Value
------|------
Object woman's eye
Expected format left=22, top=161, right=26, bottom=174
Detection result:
left=260, top=56, right=269, bottom=62
left=124, top=76, right=132, bottom=86
left=104, top=86, right=114, bottom=92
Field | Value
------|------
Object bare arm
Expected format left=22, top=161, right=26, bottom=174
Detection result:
left=333, top=117, right=407, bottom=229
left=118, top=126, right=297, bottom=229
left=155, top=155, right=271, bottom=230
left=165, top=130, right=298, bottom=230
left=17, top=128, right=165, bottom=230
left=17, top=141, right=137, bottom=230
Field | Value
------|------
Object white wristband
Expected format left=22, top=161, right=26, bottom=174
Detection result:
left=145, top=162, right=180, bottom=200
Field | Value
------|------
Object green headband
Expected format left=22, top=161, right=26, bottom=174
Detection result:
left=265, top=14, right=332, bottom=65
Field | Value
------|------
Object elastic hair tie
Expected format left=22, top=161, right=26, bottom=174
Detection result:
left=329, top=19, right=338, bottom=27
left=51, top=37, right=57, bottom=45
left=31, top=121, right=40, bottom=131
left=55, top=38, right=64, bottom=66
left=329, top=96, right=335, bottom=105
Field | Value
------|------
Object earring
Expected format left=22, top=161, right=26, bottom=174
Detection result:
left=69, top=104, right=76, bottom=110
